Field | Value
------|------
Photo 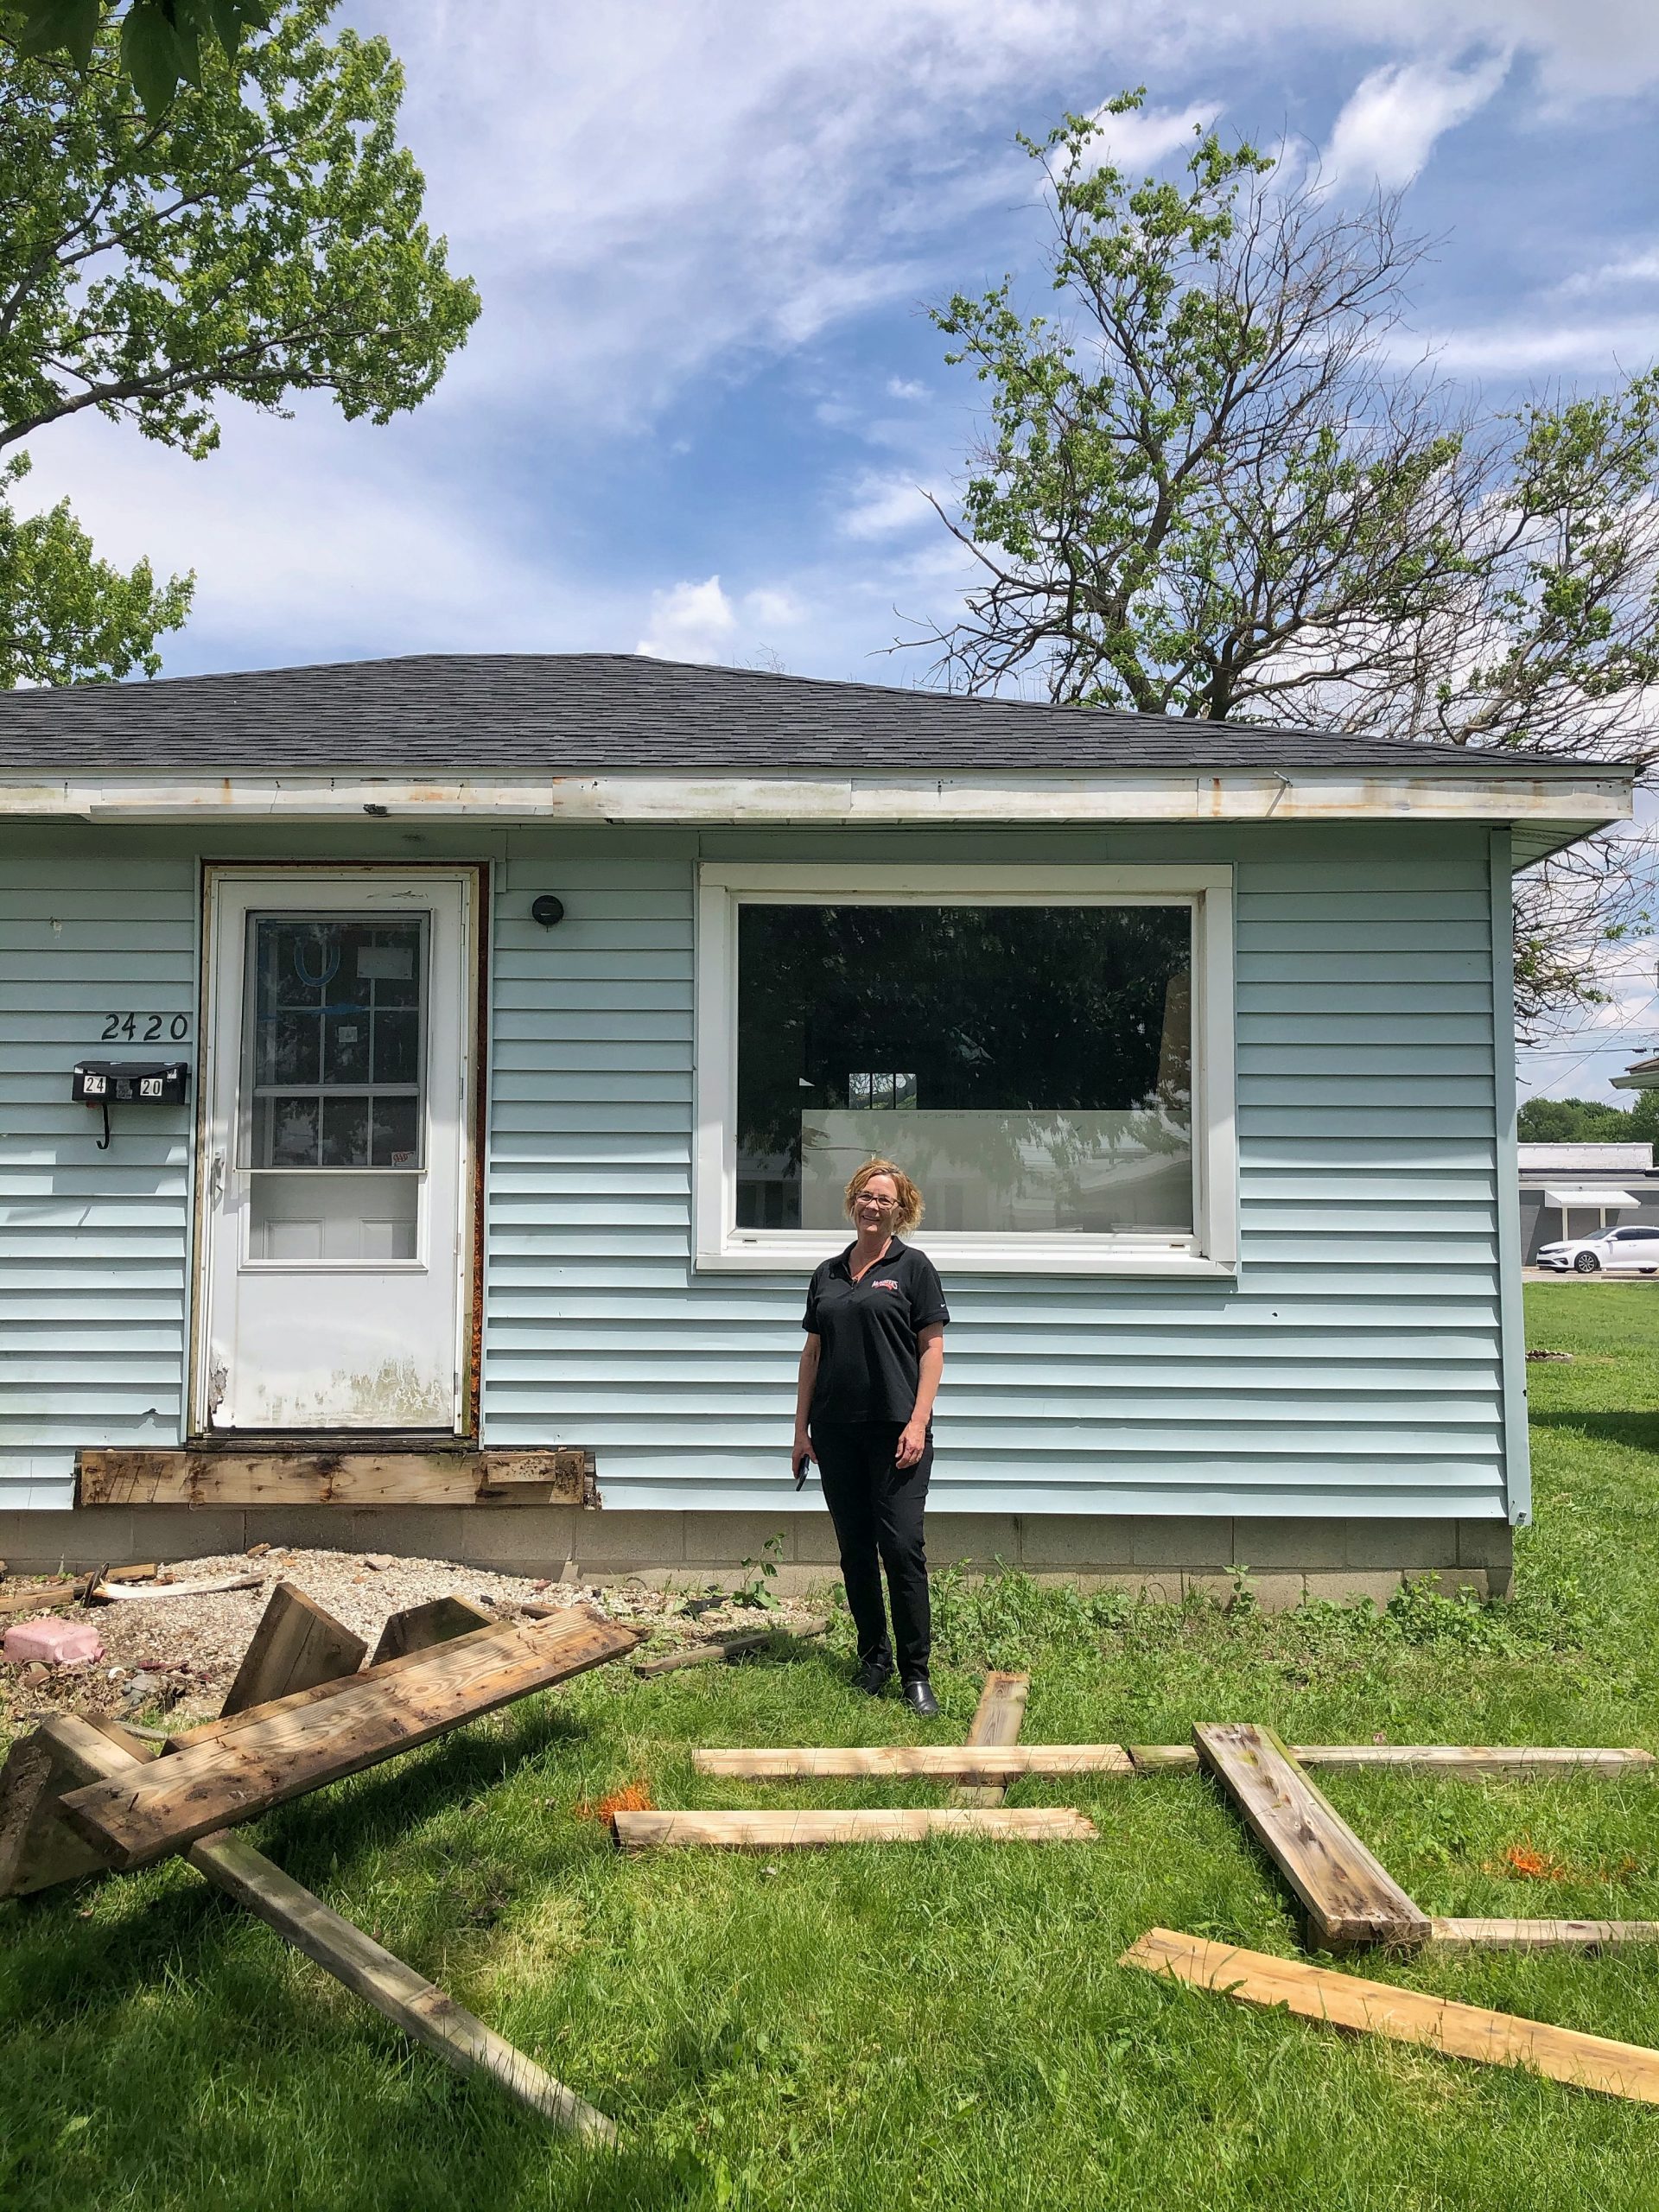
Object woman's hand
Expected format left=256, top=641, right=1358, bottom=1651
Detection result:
left=791, top=1429, right=817, bottom=1482
left=895, top=1418, right=927, bottom=1470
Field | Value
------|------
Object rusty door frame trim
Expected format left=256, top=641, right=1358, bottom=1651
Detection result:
left=187, top=861, right=488, bottom=1444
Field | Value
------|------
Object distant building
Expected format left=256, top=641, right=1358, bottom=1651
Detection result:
left=1518, top=1141, right=1659, bottom=1260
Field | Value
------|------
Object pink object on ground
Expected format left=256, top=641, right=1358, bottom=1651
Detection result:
left=3, top=1617, right=104, bottom=1666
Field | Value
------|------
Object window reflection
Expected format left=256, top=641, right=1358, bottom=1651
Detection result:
left=243, top=918, right=426, bottom=1171
left=734, top=905, right=1193, bottom=1234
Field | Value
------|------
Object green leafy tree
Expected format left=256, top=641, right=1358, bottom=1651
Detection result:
left=1518, top=1092, right=1659, bottom=1144
left=920, top=96, right=1659, bottom=1033
left=3, top=1, right=270, bottom=118
left=0, top=0, right=479, bottom=684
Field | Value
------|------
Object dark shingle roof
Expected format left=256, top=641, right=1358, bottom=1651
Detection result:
left=0, top=652, right=1612, bottom=775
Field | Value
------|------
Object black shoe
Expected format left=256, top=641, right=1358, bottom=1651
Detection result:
left=853, top=1660, right=893, bottom=1697
left=901, top=1677, right=939, bottom=1719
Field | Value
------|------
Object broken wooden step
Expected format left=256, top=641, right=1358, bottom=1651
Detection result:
left=371, top=1594, right=494, bottom=1667
left=692, top=1745, right=1132, bottom=1778
left=58, top=1605, right=639, bottom=1869
left=221, top=1581, right=367, bottom=1716
left=1194, top=1722, right=1430, bottom=1953
left=24, top=1716, right=614, bottom=2139
left=1122, top=1927, right=1659, bottom=2104
left=613, top=1808, right=1097, bottom=1851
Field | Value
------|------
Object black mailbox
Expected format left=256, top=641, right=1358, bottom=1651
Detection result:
left=73, top=1059, right=190, bottom=1105
left=73, top=1059, right=190, bottom=1149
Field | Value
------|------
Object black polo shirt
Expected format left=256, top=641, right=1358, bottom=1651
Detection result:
left=802, top=1236, right=950, bottom=1426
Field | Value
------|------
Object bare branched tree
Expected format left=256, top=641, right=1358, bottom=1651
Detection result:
left=914, top=95, right=1659, bottom=1037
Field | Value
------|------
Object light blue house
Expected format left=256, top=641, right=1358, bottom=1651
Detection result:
left=0, top=657, right=1635, bottom=1601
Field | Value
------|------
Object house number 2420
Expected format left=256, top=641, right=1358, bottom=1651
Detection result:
left=101, top=1014, right=191, bottom=1042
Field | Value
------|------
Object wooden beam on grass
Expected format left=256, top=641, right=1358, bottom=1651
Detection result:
left=692, top=1744, right=1133, bottom=1779
left=1121, top=1927, right=1659, bottom=2104
left=60, top=1605, right=639, bottom=1870
left=1430, top=1918, right=1659, bottom=1953
left=220, top=1581, right=368, bottom=1717
left=1129, top=1744, right=1654, bottom=1777
left=31, top=1716, right=615, bottom=2141
left=1194, top=1723, right=1430, bottom=1953
left=613, top=1807, right=1097, bottom=1851
left=950, top=1670, right=1030, bottom=1808
left=370, top=1595, right=494, bottom=1668
left=631, top=1619, right=826, bottom=1677
left=1293, top=1745, right=1656, bottom=1777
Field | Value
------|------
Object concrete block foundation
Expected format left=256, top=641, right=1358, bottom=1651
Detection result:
left=0, top=1508, right=1515, bottom=1605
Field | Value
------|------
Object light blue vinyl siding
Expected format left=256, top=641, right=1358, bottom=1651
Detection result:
left=482, top=823, right=1515, bottom=1521
left=0, top=835, right=197, bottom=1503
left=0, top=817, right=1518, bottom=1522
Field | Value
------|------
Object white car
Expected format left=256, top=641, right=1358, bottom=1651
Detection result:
left=1537, top=1224, right=1659, bottom=1274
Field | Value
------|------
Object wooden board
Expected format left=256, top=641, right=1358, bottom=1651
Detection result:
left=37, top=1716, right=614, bottom=2139
left=1130, top=1744, right=1652, bottom=1777
left=632, top=1619, right=826, bottom=1676
left=0, top=1578, right=79, bottom=1618
left=220, top=1582, right=368, bottom=1716
left=1194, top=1722, right=1430, bottom=1952
left=60, top=1605, right=639, bottom=1869
left=1294, top=1745, right=1656, bottom=1777
left=1430, top=1917, right=1659, bottom=1952
left=950, top=1671, right=1030, bottom=1808
left=691, top=1745, right=1133, bottom=1778
left=1121, top=1926, right=1659, bottom=2104
left=76, top=1447, right=588, bottom=1509
left=613, top=1807, right=1098, bottom=1851
left=370, top=1595, right=494, bottom=1668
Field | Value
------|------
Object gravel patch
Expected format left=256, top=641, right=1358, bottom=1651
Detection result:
left=0, top=1548, right=832, bottom=1735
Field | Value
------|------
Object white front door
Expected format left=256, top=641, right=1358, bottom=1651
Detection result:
left=198, top=869, right=475, bottom=1433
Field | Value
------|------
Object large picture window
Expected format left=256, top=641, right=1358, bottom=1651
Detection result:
left=696, top=865, right=1236, bottom=1275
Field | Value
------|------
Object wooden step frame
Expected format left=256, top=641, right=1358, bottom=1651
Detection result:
left=76, top=1446, right=597, bottom=1510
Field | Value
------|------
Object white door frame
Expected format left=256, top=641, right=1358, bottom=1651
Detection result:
left=189, top=864, right=480, bottom=1436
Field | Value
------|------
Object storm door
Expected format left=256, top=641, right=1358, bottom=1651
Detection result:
left=197, top=870, right=474, bottom=1433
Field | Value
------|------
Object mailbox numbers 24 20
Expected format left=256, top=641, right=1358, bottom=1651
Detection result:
left=101, top=1013, right=191, bottom=1042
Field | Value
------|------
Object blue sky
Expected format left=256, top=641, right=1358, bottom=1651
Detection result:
left=19, top=0, right=1659, bottom=1097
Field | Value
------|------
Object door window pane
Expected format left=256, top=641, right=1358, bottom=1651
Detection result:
left=242, top=916, right=426, bottom=1171
left=734, top=904, right=1193, bottom=1234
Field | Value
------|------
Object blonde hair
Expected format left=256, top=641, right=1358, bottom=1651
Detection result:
left=843, top=1158, right=924, bottom=1236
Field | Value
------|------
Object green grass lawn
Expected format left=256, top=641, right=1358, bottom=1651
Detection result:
left=7, top=1283, right=1659, bottom=2210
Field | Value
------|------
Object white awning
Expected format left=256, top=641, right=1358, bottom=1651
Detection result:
left=1541, top=1187, right=1639, bottom=1209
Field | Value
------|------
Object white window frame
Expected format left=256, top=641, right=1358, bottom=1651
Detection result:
left=693, top=861, right=1237, bottom=1277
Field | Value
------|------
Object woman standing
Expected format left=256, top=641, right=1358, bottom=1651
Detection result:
left=792, top=1159, right=948, bottom=1716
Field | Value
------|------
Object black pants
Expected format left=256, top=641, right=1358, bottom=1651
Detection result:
left=811, top=1421, right=932, bottom=1681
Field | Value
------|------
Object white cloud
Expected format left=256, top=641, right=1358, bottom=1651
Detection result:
left=887, top=377, right=930, bottom=400
left=635, top=575, right=740, bottom=662
left=742, top=586, right=807, bottom=627
left=1406, top=314, right=1659, bottom=372
left=1559, top=247, right=1659, bottom=296
left=837, top=472, right=940, bottom=539
left=1058, top=96, right=1223, bottom=177
left=1323, top=50, right=1511, bottom=192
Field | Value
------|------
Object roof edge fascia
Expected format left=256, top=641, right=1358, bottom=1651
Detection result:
left=0, top=764, right=1634, bottom=831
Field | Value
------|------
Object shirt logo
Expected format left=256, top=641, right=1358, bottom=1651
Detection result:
left=871, top=1279, right=900, bottom=1292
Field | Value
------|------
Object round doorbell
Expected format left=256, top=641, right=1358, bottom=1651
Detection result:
left=531, top=894, right=565, bottom=927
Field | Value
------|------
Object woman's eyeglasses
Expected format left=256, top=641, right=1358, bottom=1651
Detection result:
left=856, top=1195, right=900, bottom=1208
